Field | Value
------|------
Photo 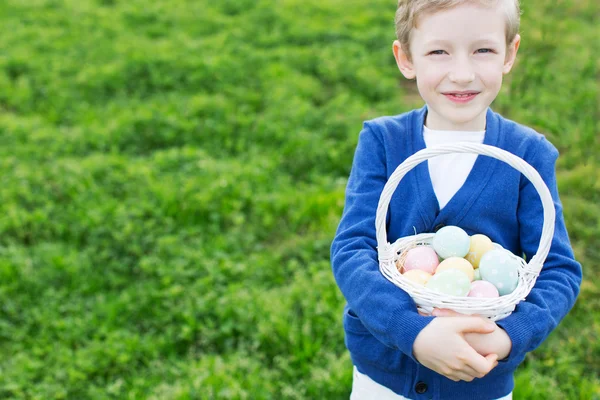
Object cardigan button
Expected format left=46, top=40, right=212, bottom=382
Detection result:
left=415, top=381, right=428, bottom=394
left=433, top=223, right=445, bottom=232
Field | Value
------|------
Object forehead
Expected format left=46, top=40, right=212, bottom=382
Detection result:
left=411, top=3, right=506, bottom=47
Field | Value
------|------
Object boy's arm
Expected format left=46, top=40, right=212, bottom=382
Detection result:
left=330, top=121, right=435, bottom=360
left=493, top=136, right=582, bottom=368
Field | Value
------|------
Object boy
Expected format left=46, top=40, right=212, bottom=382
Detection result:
left=330, top=1, right=582, bottom=399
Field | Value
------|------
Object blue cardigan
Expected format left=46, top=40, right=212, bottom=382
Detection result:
left=330, top=106, right=582, bottom=400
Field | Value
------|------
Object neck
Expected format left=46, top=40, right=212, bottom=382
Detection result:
left=425, top=108, right=487, bottom=131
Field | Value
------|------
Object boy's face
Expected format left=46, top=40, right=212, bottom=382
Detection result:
left=393, top=3, right=520, bottom=131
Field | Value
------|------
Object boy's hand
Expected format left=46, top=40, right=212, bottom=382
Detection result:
left=413, top=316, right=499, bottom=382
left=431, top=308, right=513, bottom=360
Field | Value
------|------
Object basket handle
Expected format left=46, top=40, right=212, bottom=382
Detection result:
left=376, top=143, right=556, bottom=274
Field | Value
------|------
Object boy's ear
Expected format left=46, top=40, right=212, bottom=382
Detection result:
left=393, top=40, right=416, bottom=79
left=503, top=34, right=521, bottom=74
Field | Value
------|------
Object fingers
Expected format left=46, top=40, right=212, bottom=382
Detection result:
left=448, top=371, right=478, bottom=382
left=485, top=353, right=499, bottom=369
left=417, top=307, right=434, bottom=316
left=414, top=316, right=500, bottom=383
left=435, top=345, right=498, bottom=382
left=455, top=317, right=496, bottom=334
left=440, top=361, right=481, bottom=382
left=443, top=353, right=498, bottom=382
left=456, top=366, right=483, bottom=381
left=432, top=308, right=483, bottom=318
left=461, top=347, right=498, bottom=378
left=432, top=308, right=464, bottom=317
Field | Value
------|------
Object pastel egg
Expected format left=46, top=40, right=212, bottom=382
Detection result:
left=468, top=280, right=500, bottom=298
left=465, top=234, right=495, bottom=268
left=479, top=249, right=520, bottom=296
left=403, top=246, right=440, bottom=274
left=432, top=226, right=470, bottom=259
left=435, top=257, right=474, bottom=281
left=402, top=269, right=432, bottom=286
left=426, top=269, right=471, bottom=297
left=473, top=268, right=482, bottom=281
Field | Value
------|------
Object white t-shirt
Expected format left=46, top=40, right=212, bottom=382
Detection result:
left=423, top=125, right=486, bottom=209
left=351, top=366, right=513, bottom=400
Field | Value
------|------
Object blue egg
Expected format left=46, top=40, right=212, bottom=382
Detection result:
left=432, top=226, right=470, bottom=259
left=479, top=249, right=519, bottom=296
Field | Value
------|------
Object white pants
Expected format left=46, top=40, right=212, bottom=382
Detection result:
left=350, top=366, right=513, bottom=400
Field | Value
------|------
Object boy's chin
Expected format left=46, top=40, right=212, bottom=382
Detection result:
left=428, top=107, right=488, bottom=130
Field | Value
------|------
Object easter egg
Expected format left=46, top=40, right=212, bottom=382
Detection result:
left=435, top=257, right=475, bottom=281
left=426, top=269, right=471, bottom=297
left=465, top=234, right=495, bottom=268
left=479, top=249, right=519, bottom=296
left=403, top=246, right=440, bottom=274
left=473, top=268, right=482, bottom=281
left=402, top=269, right=432, bottom=286
left=432, top=226, right=470, bottom=259
left=468, top=280, right=500, bottom=298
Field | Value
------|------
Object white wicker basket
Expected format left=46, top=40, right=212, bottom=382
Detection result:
left=376, top=143, right=555, bottom=321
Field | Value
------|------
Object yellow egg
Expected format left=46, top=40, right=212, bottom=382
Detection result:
left=402, top=269, right=432, bottom=286
left=465, top=234, right=495, bottom=268
left=435, top=257, right=474, bottom=281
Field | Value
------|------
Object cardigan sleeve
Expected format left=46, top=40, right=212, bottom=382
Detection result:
left=330, top=121, right=435, bottom=360
left=495, top=136, right=582, bottom=368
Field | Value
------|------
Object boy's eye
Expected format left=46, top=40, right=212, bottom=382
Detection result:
left=428, top=50, right=446, bottom=55
left=476, top=48, right=494, bottom=54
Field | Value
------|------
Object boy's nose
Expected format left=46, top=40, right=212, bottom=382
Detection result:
left=448, top=70, right=475, bottom=83
left=448, top=59, right=475, bottom=83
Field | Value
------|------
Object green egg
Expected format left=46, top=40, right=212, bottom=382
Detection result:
left=426, top=269, right=471, bottom=297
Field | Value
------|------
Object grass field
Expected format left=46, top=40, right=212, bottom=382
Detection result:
left=0, top=0, right=598, bottom=398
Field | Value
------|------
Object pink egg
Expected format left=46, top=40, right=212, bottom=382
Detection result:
left=468, top=280, right=500, bottom=298
left=404, top=246, right=440, bottom=274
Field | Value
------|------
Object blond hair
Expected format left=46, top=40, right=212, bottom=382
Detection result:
left=395, top=0, right=520, bottom=60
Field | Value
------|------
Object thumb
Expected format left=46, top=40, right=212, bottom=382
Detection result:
left=486, top=353, right=499, bottom=369
left=456, top=317, right=496, bottom=334
left=486, top=353, right=499, bottom=362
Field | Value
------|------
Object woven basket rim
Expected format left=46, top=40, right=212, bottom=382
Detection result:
left=375, top=143, right=556, bottom=320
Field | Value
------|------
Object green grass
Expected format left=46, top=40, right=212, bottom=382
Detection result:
left=0, top=0, right=598, bottom=398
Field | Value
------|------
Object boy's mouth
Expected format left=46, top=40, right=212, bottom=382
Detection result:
left=443, top=91, right=480, bottom=103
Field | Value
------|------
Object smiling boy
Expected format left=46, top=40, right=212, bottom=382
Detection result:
left=393, top=1, right=520, bottom=131
left=330, top=1, right=582, bottom=399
